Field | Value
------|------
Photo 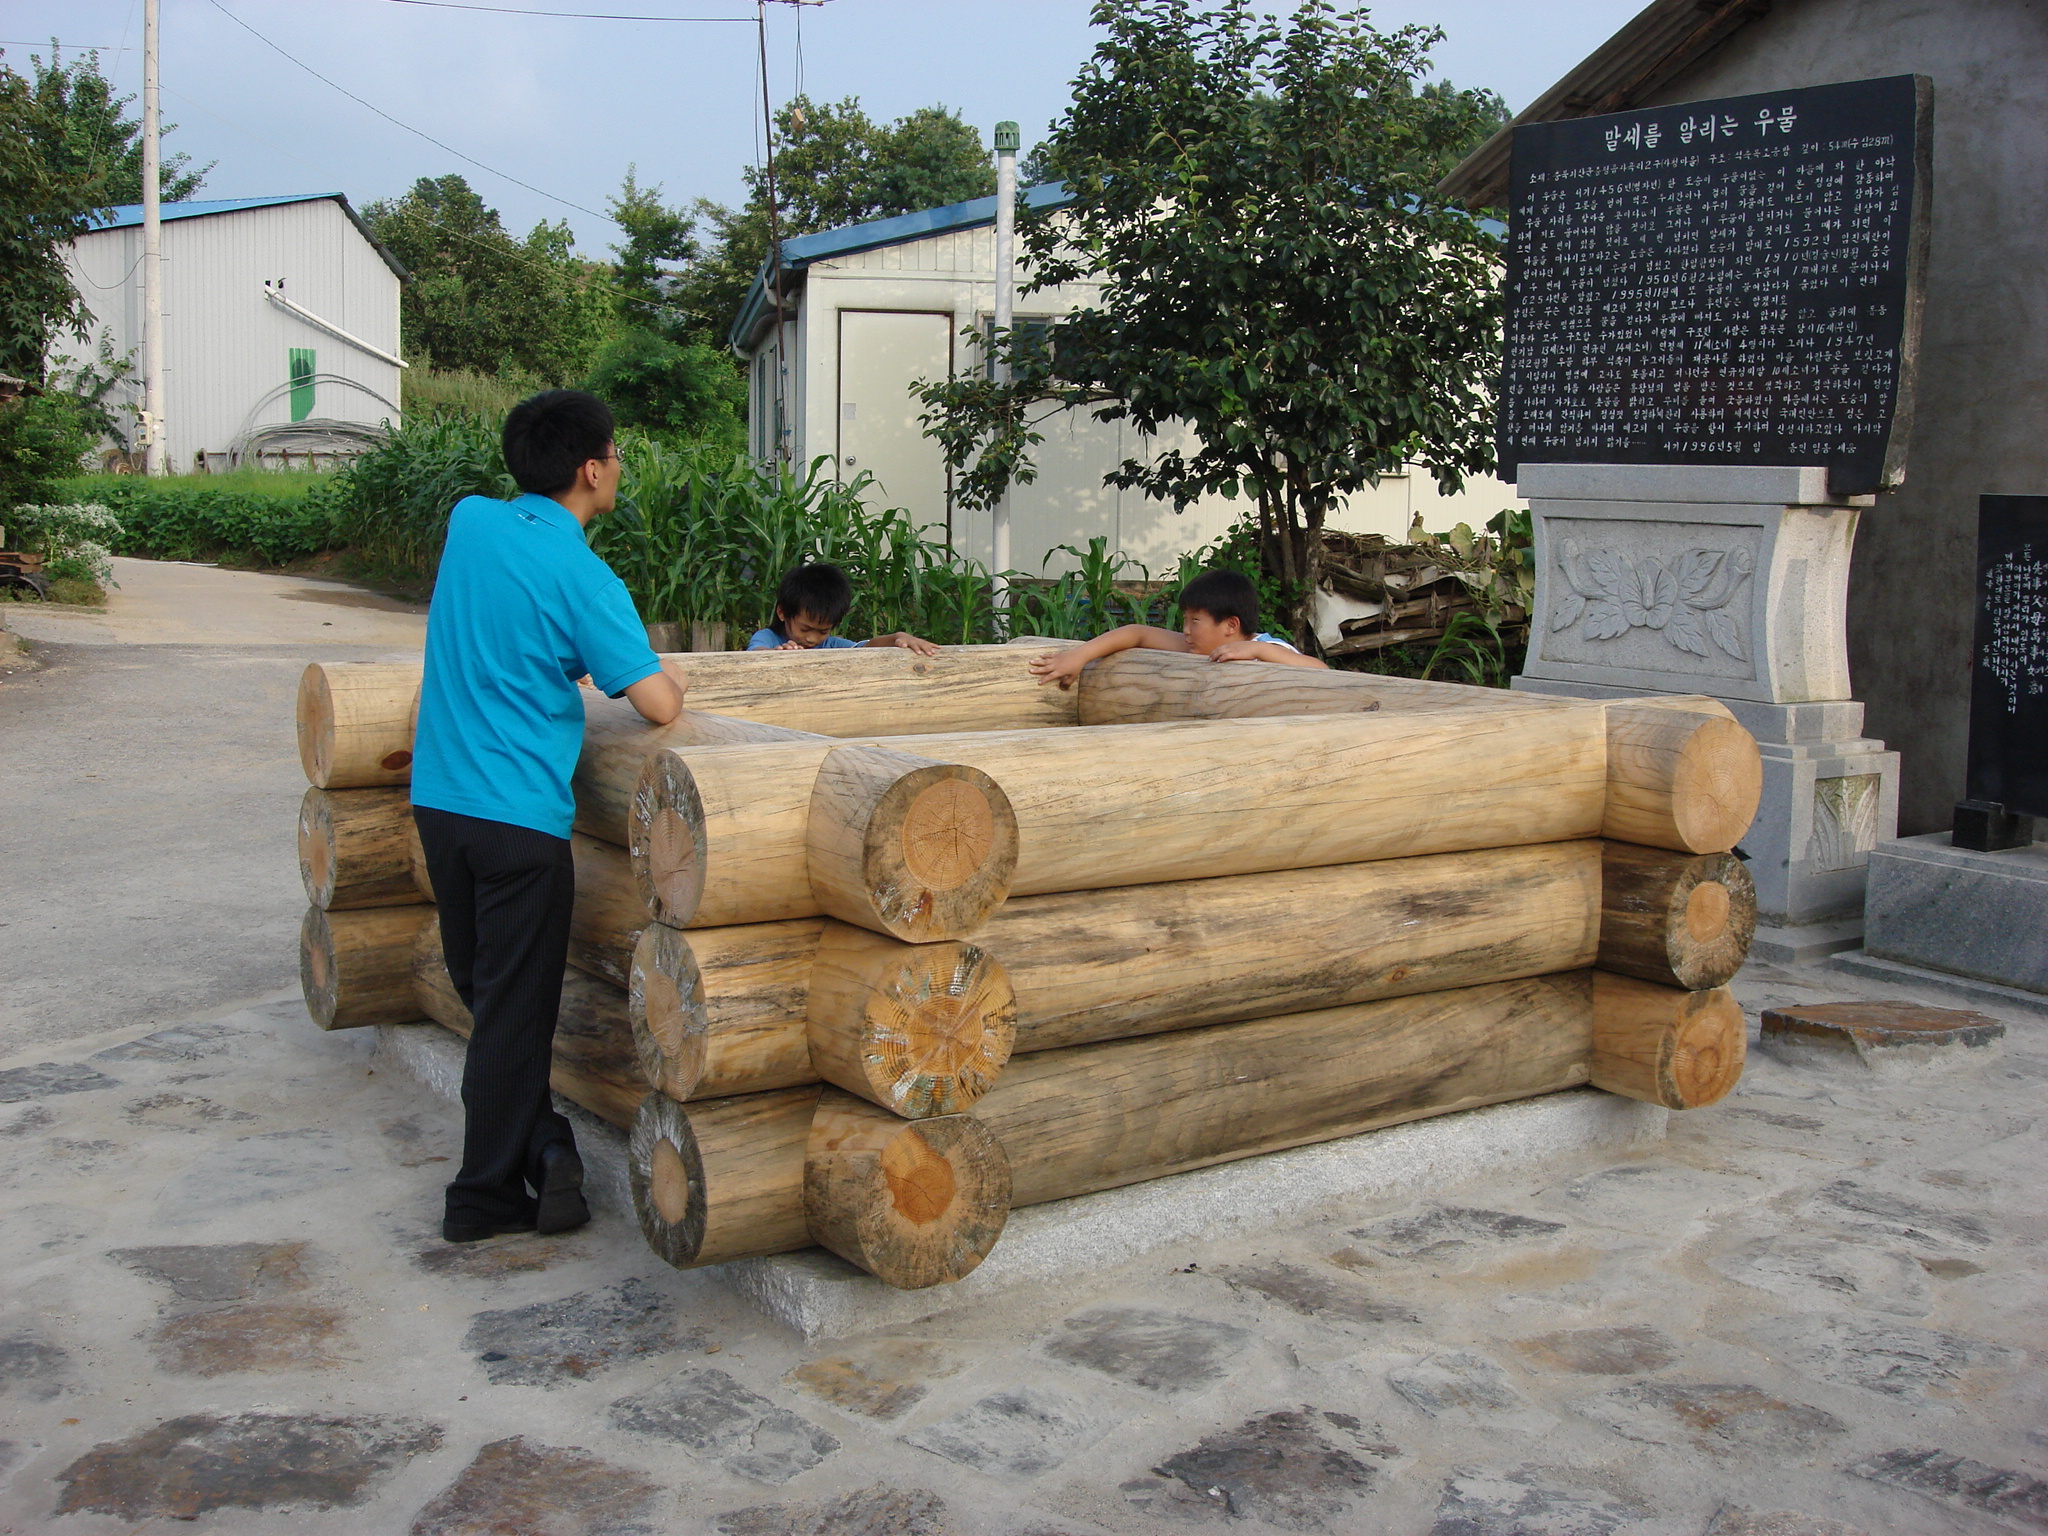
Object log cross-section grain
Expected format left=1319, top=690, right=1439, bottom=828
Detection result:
left=299, top=786, right=422, bottom=911
left=805, top=745, right=1019, bottom=942
left=299, top=904, right=436, bottom=1030
left=805, top=924, right=1017, bottom=1116
left=1597, top=841, right=1757, bottom=990
left=629, top=1087, right=819, bottom=1268
left=1602, top=700, right=1761, bottom=854
left=1589, top=971, right=1746, bottom=1110
left=296, top=662, right=423, bottom=789
left=803, top=1088, right=1011, bottom=1288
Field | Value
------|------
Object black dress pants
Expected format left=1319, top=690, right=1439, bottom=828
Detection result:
left=413, top=806, right=577, bottom=1224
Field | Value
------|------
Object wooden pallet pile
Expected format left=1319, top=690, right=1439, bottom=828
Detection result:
left=295, top=645, right=1762, bottom=1290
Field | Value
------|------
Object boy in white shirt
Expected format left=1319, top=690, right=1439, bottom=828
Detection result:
left=1029, top=568, right=1325, bottom=688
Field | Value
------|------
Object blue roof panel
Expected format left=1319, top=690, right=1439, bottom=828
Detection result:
left=779, top=181, right=1073, bottom=268
left=86, top=194, right=342, bottom=231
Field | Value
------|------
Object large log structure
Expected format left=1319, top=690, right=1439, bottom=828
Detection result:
left=296, top=643, right=1762, bottom=1295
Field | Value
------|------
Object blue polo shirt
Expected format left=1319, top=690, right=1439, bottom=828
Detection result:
left=411, top=493, right=659, bottom=838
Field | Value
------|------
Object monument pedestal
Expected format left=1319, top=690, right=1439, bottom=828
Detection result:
left=1510, top=465, right=1899, bottom=956
left=1830, top=833, right=2048, bottom=1013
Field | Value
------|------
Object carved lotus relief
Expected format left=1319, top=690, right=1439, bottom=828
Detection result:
left=1552, top=541, right=1754, bottom=660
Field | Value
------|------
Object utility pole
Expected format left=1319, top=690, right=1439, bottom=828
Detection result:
left=990, top=120, right=1019, bottom=621
left=140, top=0, right=166, bottom=475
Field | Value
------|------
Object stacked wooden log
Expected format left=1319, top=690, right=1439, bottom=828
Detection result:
left=295, top=645, right=1762, bottom=1293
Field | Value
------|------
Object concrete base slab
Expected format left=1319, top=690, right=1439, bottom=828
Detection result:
left=1749, top=917, right=1867, bottom=965
left=1829, top=950, right=2048, bottom=1020
left=375, top=1023, right=1667, bottom=1341
left=1863, top=832, right=2048, bottom=994
left=716, top=1091, right=1666, bottom=1341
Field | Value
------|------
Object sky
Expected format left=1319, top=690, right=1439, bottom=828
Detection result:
left=2, top=0, right=1647, bottom=256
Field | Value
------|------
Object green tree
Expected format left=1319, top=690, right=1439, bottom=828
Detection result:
left=917, top=0, right=1505, bottom=644
left=364, top=174, right=609, bottom=384
left=24, top=45, right=209, bottom=205
left=0, top=54, right=102, bottom=384
left=609, top=165, right=697, bottom=333
left=678, top=96, right=995, bottom=345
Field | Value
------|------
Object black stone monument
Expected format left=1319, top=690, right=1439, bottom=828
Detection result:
left=1956, top=495, right=2048, bottom=851
left=1499, top=74, right=1932, bottom=497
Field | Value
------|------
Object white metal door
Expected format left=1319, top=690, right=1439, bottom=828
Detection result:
left=836, top=310, right=951, bottom=534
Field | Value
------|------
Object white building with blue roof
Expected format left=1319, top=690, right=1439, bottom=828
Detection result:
left=730, top=185, right=1519, bottom=579
left=57, top=193, right=407, bottom=472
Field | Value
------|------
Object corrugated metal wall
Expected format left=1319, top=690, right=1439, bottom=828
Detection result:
left=58, top=199, right=403, bottom=470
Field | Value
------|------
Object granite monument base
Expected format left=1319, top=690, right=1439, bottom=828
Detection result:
left=1832, top=833, right=2048, bottom=1013
left=1510, top=464, right=1896, bottom=950
left=1510, top=676, right=1898, bottom=945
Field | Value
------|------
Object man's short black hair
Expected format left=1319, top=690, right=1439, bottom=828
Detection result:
left=501, top=389, right=616, bottom=495
left=772, top=562, right=855, bottom=634
left=1179, top=567, right=1260, bottom=636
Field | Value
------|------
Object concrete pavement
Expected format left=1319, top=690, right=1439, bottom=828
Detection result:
left=0, top=561, right=2040, bottom=1534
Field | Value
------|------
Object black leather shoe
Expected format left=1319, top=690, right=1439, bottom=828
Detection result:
left=535, top=1144, right=589, bottom=1235
left=442, top=1210, right=537, bottom=1244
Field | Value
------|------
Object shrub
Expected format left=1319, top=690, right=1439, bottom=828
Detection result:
left=0, top=394, right=97, bottom=509
left=329, top=412, right=514, bottom=573
left=582, top=328, right=745, bottom=444
left=9, top=501, right=121, bottom=588
left=52, top=472, right=342, bottom=565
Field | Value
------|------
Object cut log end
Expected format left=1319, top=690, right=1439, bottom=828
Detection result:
left=1590, top=971, right=1746, bottom=1109
left=296, top=665, right=334, bottom=786
left=299, top=903, right=433, bottom=1030
left=630, top=1093, right=707, bottom=1268
left=804, top=1089, right=1011, bottom=1289
left=1597, top=842, right=1757, bottom=990
left=807, top=930, right=1017, bottom=1117
left=629, top=924, right=708, bottom=1099
left=1602, top=702, right=1763, bottom=855
left=1670, top=716, right=1765, bottom=854
left=631, top=751, right=707, bottom=926
left=298, top=791, right=336, bottom=907
left=809, top=748, right=1019, bottom=943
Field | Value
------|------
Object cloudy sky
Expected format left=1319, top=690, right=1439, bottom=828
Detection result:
left=4, top=0, right=1643, bottom=255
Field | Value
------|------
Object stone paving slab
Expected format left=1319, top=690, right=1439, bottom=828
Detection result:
left=2, top=957, right=2043, bottom=1534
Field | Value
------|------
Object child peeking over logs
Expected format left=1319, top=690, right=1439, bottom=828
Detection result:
left=1030, top=567, right=1326, bottom=688
left=747, top=562, right=938, bottom=655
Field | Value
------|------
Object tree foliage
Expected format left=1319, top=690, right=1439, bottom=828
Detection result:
left=0, top=54, right=104, bottom=383
left=678, top=95, right=995, bottom=346
left=22, top=45, right=210, bottom=206
left=364, top=174, right=610, bottom=384
left=917, top=0, right=1506, bottom=642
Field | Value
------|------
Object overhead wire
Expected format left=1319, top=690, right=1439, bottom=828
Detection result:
left=201, top=0, right=611, bottom=222
left=372, top=0, right=751, bottom=18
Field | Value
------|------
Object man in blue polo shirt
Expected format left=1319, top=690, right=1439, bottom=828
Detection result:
left=411, top=390, right=684, bottom=1243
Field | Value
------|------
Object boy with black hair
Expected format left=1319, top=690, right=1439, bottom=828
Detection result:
left=746, top=561, right=938, bottom=654
left=1029, top=567, right=1325, bottom=688
left=411, top=389, right=686, bottom=1244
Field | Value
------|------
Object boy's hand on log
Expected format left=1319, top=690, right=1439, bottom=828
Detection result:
left=1029, top=648, right=1088, bottom=689
left=877, top=632, right=941, bottom=656
left=1205, top=640, right=1264, bottom=663
left=776, top=640, right=804, bottom=650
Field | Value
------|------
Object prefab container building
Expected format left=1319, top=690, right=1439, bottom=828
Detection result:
left=56, top=194, right=406, bottom=472
left=730, top=186, right=1520, bottom=577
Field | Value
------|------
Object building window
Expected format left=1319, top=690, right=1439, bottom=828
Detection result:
left=288, top=348, right=316, bottom=423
